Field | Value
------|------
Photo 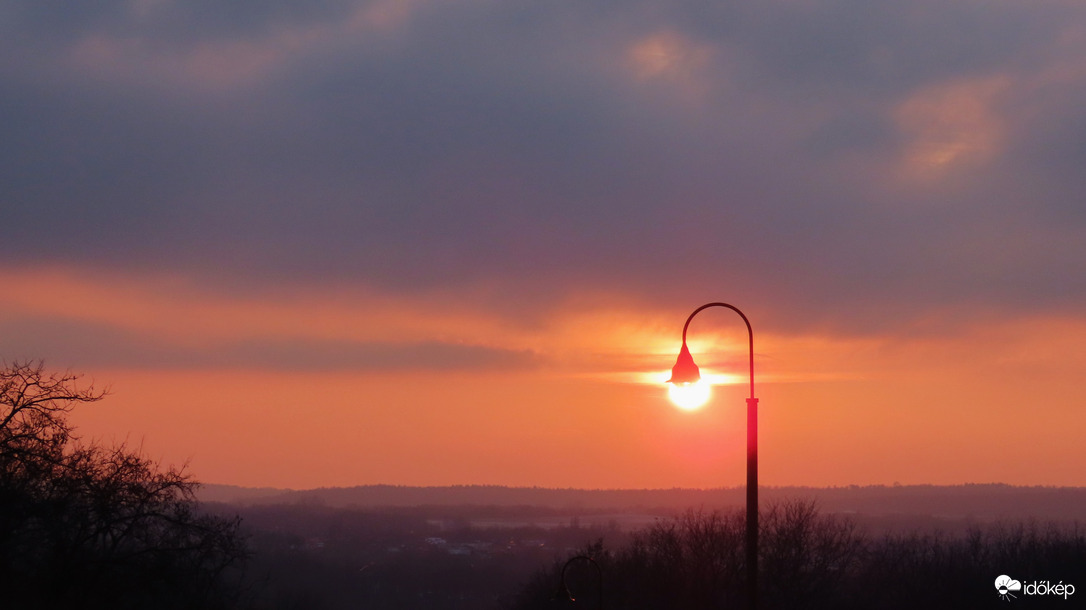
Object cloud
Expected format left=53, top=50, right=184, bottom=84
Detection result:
left=0, top=265, right=545, bottom=372
left=0, top=314, right=537, bottom=372
left=2, top=0, right=1085, bottom=334
left=893, top=75, right=1009, bottom=179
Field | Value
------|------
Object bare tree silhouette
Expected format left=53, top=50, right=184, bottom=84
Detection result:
left=0, top=361, right=248, bottom=609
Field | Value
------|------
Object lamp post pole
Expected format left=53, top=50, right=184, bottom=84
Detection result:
left=669, top=302, right=758, bottom=610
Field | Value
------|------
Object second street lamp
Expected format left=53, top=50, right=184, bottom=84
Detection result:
left=555, top=555, right=603, bottom=609
left=667, top=302, right=759, bottom=610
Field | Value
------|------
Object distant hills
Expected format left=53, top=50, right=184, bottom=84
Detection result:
left=198, top=483, right=1086, bottom=521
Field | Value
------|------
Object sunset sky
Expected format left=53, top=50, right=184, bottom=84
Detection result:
left=3, top=0, right=1085, bottom=490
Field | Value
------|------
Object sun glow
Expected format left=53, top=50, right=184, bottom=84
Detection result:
left=668, top=380, right=711, bottom=411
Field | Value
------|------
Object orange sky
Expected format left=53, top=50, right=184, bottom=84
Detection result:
left=7, top=266, right=1082, bottom=490
left=5, top=1, right=1086, bottom=491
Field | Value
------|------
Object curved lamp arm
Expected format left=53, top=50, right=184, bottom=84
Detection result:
left=556, top=554, right=602, bottom=609
left=671, top=302, right=755, bottom=400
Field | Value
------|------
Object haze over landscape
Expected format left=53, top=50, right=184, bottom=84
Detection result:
left=3, top=0, right=1086, bottom=492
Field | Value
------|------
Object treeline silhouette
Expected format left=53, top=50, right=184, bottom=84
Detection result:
left=510, top=501, right=1086, bottom=609
left=0, top=361, right=247, bottom=609
left=205, top=482, right=1086, bottom=522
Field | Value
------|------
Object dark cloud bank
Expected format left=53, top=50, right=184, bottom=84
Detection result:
left=3, top=0, right=1085, bottom=334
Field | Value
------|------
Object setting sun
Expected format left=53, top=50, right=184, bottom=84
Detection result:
left=668, top=380, right=711, bottom=411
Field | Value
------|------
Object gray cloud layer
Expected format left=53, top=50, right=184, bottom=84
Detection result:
left=3, top=0, right=1084, bottom=333
left=0, top=315, right=536, bottom=371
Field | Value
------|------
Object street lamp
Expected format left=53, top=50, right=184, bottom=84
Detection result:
left=667, top=302, right=758, bottom=610
left=554, top=554, right=602, bottom=609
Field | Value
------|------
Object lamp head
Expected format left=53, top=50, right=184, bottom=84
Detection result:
left=667, top=342, right=701, bottom=385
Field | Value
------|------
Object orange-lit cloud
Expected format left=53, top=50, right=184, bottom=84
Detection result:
left=894, top=76, right=1009, bottom=181
left=628, top=31, right=713, bottom=80
left=63, top=0, right=429, bottom=94
left=626, top=30, right=718, bottom=104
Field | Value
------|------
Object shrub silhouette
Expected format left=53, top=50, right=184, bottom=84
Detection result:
left=853, top=521, right=1086, bottom=609
left=510, top=500, right=1086, bottom=610
left=510, top=500, right=859, bottom=610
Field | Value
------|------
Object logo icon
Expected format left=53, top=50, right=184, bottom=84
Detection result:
left=996, top=575, right=1022, bottom=601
